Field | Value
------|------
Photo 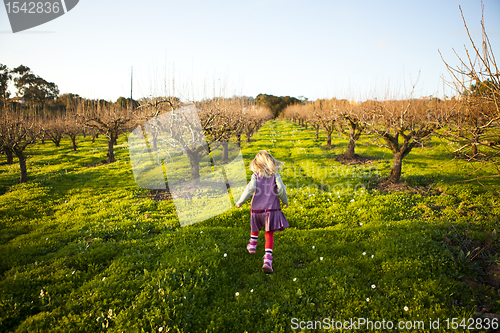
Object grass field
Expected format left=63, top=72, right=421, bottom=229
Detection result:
left=0, top=120, right=499, bottom=332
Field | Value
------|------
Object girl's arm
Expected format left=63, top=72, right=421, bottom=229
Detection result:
left=275, top=173, right=289, bottom=207
left=235, top=174, right=257, bottom=207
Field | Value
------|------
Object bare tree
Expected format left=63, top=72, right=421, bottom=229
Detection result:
left=43, top=114, right=65, bottom=147
left=364, top=98, right=442, bottom=183
left=65, top=112, right=82, bottom=151
left=439, top=5, right=499, bottom=170
left=0, top=110, right=41, bottom=183
left=79, top=102, right=133, bottom=163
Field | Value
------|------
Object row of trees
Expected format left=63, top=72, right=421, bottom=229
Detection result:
left=283, top=7, right=499, bottom=186
left=284, top=97, right=453, bottom=183
left=0, top=95, right=272, bottom=184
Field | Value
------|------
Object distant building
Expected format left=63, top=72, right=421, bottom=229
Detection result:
left=10, top=97, right=25, bottom=105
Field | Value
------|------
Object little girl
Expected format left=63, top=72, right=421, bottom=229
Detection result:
left=235, top=150, right=289, bottom=273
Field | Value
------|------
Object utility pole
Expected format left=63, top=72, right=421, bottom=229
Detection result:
left=130, top=66, right=133, bottom=111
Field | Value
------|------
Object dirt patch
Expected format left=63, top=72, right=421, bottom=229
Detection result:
left=335, top=154, right=376, bottom=165
left=147, top=189, right=173, bottom=202
left=83, top=159, right=109, bottom=167
left=367, top=177, right=434, bottom=195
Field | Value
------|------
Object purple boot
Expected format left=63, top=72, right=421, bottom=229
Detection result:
left=247, top=239, right=257, bottom=254
left=262, top=253, right=273, bottom=273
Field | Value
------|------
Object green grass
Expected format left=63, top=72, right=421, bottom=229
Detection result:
left=0, top=120, right=499, bottom=332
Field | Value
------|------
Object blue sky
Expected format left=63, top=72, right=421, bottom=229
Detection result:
left=1, top=0, right=499, bottom=102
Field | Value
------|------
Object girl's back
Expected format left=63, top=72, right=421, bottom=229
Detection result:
left=251, top=174, right=280, bottom=211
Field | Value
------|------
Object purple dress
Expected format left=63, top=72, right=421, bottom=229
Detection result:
left=236, top=172, right=289, bottom=233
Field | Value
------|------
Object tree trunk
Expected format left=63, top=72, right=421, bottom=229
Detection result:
left=315, top=126, right=319, bottom=139
left=344, top=138, right=356, bottom=159
left=15, top=150, right=28, bottom=183
left=236, top=134, right=241, bottom=148
left=107, top=138, right=115, bottom=163
left=52, top=138, right=61, bottom=147
left=471, top=142, right=478, bottom=156
left=186, top=150, right=200, bottom=181
left=70, top=135, right=77, bottom=151
left=389, top=152, right=403, bottom=183
left=222, top=142, right=229, bottom=163
left=4, top=147, right=14, bottom=164
left=246, top=131, right=252, bottom=143
left=326, top=132, right=332, bottom=148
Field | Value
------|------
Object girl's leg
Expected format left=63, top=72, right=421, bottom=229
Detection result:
left=247, top=231, right=259, bottom=254
left=263, top=231, right=274, bottom=273
left=265, top=231, right=274, bottom=254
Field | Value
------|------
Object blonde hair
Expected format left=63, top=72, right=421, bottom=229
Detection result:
left=250, top=150, right=284, bottom=178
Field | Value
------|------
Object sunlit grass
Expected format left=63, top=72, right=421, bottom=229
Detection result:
left=0, top=120, right=498, bottom=332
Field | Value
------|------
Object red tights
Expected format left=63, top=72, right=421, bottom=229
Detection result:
left=251, top=231, right=274, bottom=249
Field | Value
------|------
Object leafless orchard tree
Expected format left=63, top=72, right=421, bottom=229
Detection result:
left=0, top=109, right=42, bottom=183
left=43, top=114, right=65, bottom=147
left=64, top=112, right=82, bottom=151
left=311, top=100, right=337, bottom=147
left=363, top=97, right=445, bottom=183
left=79, top=101, right=133, bottom=163
left=335, top=100, right=366, bottom=159
left=439, top=5, right=499, bottom=179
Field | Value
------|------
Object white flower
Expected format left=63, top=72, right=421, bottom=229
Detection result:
left=224, top=253, right=227, bottom=257
left=159, top=327, right=164, bottom=332
left=235, top=292, right=239, bottom=296
left=350, top=199, right=355, bottom=202
left=312, top=246, right=315, bottom=249
left=320, top=257, right=323, bottom=260
left=371, top=284, right=376, bottom=289
left=366, top=298, right=370, bottom=302
left=362, top=252, right=366, bottom=255
left=250, top=289, right=254, bottom=292
left=404, top=306, right=409, bottom=311
left=359, top=222, right=363, bottom=226
left=293, top=278, right=297, bottom=281
left=46, top=238, right=48, bottom=241
left=371, top=255, right=374, bottom=258
left=102, top=277, right=106, bottom=281
left=200, top=231, right=203, bottom=233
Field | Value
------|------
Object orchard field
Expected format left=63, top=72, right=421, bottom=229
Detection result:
left=0, top=119, right=499, bottom=332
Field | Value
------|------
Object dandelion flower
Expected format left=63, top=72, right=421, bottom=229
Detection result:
left=235, top=292, right=239, bottom=296
left=224, top=253, right=227, bottom=257
left=371, top=284, right=376, bottom=289
left=404, top=306, right=409, bottom=311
